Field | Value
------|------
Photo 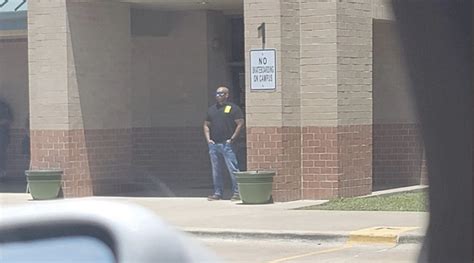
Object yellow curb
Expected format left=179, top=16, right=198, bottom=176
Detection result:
left=348, top=226, right=419, bottom=245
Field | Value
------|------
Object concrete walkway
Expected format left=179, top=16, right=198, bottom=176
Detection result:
left=0, top=189, right=428, bottom=244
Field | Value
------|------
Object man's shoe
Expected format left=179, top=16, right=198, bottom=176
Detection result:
left=230, top=193, right=241, bottom=202
left=207, top=194, right=222, bottom=201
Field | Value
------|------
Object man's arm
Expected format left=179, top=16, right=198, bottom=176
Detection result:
left=203, top=121, right=214, bottom=144
left=227, top=119, right=244, bottom=144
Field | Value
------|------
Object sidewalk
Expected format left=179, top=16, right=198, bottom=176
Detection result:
left=0, top=192, right=428, bottom=244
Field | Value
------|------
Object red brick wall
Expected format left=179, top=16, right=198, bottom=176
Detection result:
left=23, top=124, right=427, bottom=199
left=132, top=127, right=212, bottom=190
left=247, top=127, right=301, bottom=202
left=30, top=130, right=91, bottom=197
left=302, top=126, right=372, bottom=199
left=373, top=124, right=425, bottom=190
left=5, top=129, right=29, bottom=180
left=30, top=129, right=132, bottom=197
left=83, top=129, right=132, bottom=195
left=28, top=127, right=240, bottom=198
left=338, top=125, right=372, bottom=197
left=249, top=125, right=372, bottom=201
left=301, top=127, right=339, bottom=199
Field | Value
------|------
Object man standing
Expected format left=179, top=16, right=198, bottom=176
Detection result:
left=0, top=99, right=13, bottom=179
left=204, top=86, right=244, bottom=201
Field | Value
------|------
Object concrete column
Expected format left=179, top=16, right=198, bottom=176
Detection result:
left=299, top=0, right=339, bottom=199
left=245, top=0, right=301, bottom=201
left=300, top=0, right=373, bottom=199
left=336, top=0, right=373, bottom=197
left=245, top=0, right=373, bottom=200
left=28, top=0, right=132, bottom=197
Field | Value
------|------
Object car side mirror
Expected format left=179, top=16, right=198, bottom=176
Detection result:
left=0, top=199, right=219, bottom=263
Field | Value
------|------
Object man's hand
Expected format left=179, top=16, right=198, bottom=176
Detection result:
left=226, top=139, right=232, bottom=144
left=204, top=121, right=214, bottom=145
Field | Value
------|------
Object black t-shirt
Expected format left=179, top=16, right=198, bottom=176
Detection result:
left=206, top=102, right=244, bottom=143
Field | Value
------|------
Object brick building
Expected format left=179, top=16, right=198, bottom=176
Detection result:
left=0, top=0, right=427, bottom=201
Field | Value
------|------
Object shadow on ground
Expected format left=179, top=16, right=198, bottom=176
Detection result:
left=0, top=178, right=27, bottom=194
left=0, top=173, right=235, bottom=199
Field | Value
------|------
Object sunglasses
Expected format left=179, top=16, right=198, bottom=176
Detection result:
left=216, top=92, right=227, bottom=97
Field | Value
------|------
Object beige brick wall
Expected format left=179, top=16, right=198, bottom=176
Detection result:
left=29, top=0, right=132, bottom=130
left=300, top=0, right=338, bottom=127
left=245, top=0, right=376, bottom=128
left=280, top=0, right=301, bottom=127
left=28, top=0, right=134, bottom=197
left=67, top=0, right=131, bottom=130
left=244, top=0, right=302, bottom=128
left=28, top=0, right=69, bottom=130
left=0, top=40, right=28, bottom=129
left=244, top=0, right=283, bottom=127
left=373, top=20, right=417, bottom=124
left=337, top=0, right=373, bottom=126
left=26, top=1, right=390, bottom=131
left=132, top=11, right=209, bottom=128
left=131, top=11, right=233, bottom=128
left=244, top=0, right=302, bottom=201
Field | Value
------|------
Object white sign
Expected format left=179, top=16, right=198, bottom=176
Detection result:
left=250, top=49, right=276, bottom=90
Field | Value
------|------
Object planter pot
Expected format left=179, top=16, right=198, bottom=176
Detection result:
left=25, top=170, right=62, bottom=200
left=235, top=171, right=275, bottom=204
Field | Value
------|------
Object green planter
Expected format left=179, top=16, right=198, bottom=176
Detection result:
left=235, top=171, right=275, bottom=204
left=26, top=170, right=62, bottom=200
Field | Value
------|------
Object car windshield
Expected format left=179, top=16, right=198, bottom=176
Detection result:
left=0, top=0, right=471, bottom=262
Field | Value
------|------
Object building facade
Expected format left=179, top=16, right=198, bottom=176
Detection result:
left=0, top=0, right=427, bottom=201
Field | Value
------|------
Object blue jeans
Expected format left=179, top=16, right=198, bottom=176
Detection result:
left=208, top=143, right=239, bottom=197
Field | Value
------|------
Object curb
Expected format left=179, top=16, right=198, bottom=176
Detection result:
left=398, top=233, right=425, bottom=244
left=184, top=228, right=348, bottom=243
left=183, top=228, right=424, bottom=244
